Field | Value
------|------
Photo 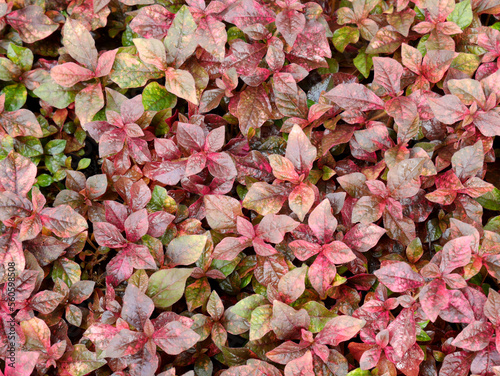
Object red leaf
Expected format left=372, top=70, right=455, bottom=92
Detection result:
left=284, top=351, right=314, bottom=376
left=276, top=9, right=305, bottom=47
left=324, top=83, right=384, bottom=112
left=0, top=108, right=44, bottom=138
left=236, top=86, right=272, bottom=135
left=4, top=351, right=39, bottom=376
left=51, top=62, right=95, bottom=87
left=374, top=262, right=424, bottom=292
left=256, top=214, right=299, bottom=243
left=428, top=95, right=468, bottom=124
left=420, top=278, right=449, bottom=322
left=308, top=254, right=337, bottom=298
left=452, top=320, right=493, bottom=351
left=6, top=5, right=58, bottom=43
left=196, top=17, right=227, bottom=62
left=153, top=321, right=200, bottom=355
left=451, top=140, right=484, bottom=181
left=206, top=152, right=237, bottom=180
left=484, top=289, right=500, bottom=326
left=124, top=209, right=149, bottom=243
left=222, top=40, right=268, bottom=76
left=289, top=240, right=322, bottom=261
left=93, top=222, right=127, bottom=248
left=422, top=50, right=455, bottom=83
left=308, top=198, right=337, bottom=244
left=122, top=284, right=154, bottom=330
left=40, top=206, right=88, bottom=238
left=439, top=290, right=475, bottom=324
left=212, top=236, right=251, bottom=260
left=373, top=57, right=403, bottom=95
left=106, top=244, right=156, bottom=286
left=343, top=223, right=386, bottom=252
left=322, top=241, right=356, bottom=264
left=271, top=301, right=310, bottom=340
left=266, top=341, right=309, bottom=364
left=440, top=236, right=473, bottom=274
left=439, top=351, right=473, bottom=376
left=289, top=182, right=316, bottom=221
left=0, top=152, right=37, bottom=197
left=387, top=158, right=425, bottom=200
left=387, top=308, right=416, bottom=359
left=129, top=5, right=174, bottom=39
left=315, top=315, right=365, bottom=346
left=269, top=155, right=301, bottom=183
left=101, top=329, right=148, bottom=358
left=278, top=265, right=307, bottom=304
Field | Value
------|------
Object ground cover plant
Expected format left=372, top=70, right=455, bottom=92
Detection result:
left=1, top=0, right=500, bottom=375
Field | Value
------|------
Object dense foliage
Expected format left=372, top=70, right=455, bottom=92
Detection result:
left=1, top=0, right=500, bottom=375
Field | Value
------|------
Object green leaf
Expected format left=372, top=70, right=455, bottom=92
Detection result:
left=45, top=154, right=66, bottom=174
left=317, top=58, right=339, bottom=75
left=52, top=258, right=81, bottom=287
left=492, top=22, right=500, bottom=31
left=77, top=158, right=91, bottom=170
left=476, top=188, right=500, bottom=210
left=447, top=0, right=473, bottom=29
left=44, top=139, right=67, bottom=155
left=146, top=268, right=193, bottom=308
left=53, top=169, right=67, bottom=181
left=450, top=53, right=480, bottom=76
left=185, top=277, right=211, bottom=311
left=194, top=356, right=213, bottom=376
left=0, top=135, right=14, bottom=158
left=37, top=174, right=53, bottom=187
left=211, top=257, right=241, bottom=277
left=166, top=235, right=207, bottom=266
left=303, top=301, right=337, bottom=333
left=415, top=6, right=426, bottom=21
left=416, top=34, right=429, bottom=57
left=59, top=344, right=107, bottom=376
left=0, top=58, right=18, bottom=81
left=346, top=369, right=372, bottom=376
left=227, top=26, right=246, bottom=42
left=109, top=52, right=164, bottom=89
left=484, top=216, right=500, bottom=232
left=332, top=26, right=359, bottom=53
left=163, top=5, right=197, bottom=68
left=15, top=136, right=44, bottom=157
left=354, top=49, right=374, bottom=78
left=249, top=304, right=273, bottom=340
left=164, top=67, right=198, bottom=104
left=7, top=43, right=33, bottom=71
left=1, top=83, right=27, bottom=111
left=142, top=82, right=177, bottom=111
left=33, top=75, right=78, bottom=109
left=147, top=185, right=176, bottom=212
left=232, top=294, right=266, bottom=320
left=416, top=328, right=432, bottom=341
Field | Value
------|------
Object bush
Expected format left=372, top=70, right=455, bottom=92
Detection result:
left=0, top=0, right=500, bottom=375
